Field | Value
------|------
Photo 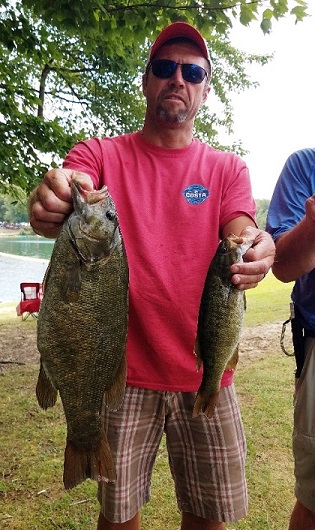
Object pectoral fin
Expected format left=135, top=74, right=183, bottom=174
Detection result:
left=36, top=361, right=58, bottom=409
left=194, top=337, right=202, bottom=371
left=225, top=346, right=239, bottom=370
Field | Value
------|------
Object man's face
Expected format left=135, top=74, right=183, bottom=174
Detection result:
left=142, top=42, right=211, bottom=127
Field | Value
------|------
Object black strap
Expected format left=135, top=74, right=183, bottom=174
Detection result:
left=290, top=310, right=305, bottom=379
left=281, top=303, right=315, bottom=378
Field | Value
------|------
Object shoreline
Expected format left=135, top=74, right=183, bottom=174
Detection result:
left=0, top=302, right=17, bottom=313
left=0, top=253, right=49, bottom=303
left=0, top=251, right=49, bottom=263
left=0, top=228, right=33, bottom=237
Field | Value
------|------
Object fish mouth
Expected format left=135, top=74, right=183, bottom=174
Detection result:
left=239, top=238, right=254, bottom=256
left=228, top=234, right=253, bottom=256
left=73, top=181, right=109, bottom=205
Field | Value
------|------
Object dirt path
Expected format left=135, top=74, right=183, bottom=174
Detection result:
left=0, top=320, right=39, bottom=368
left=0, top=315, right=292, bottom=372
left=239, top=320, right=293, bottom=367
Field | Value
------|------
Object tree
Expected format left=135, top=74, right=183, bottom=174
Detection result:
left=256, top=198, right=270, bottom=229
left=0, top=0, right=309, bottom=195
left=0, top=191, right=28, bottom=222
left=0, top=196, right=6, bottom=220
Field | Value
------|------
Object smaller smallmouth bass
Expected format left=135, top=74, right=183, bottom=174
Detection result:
left=193, top=233, right=253, bottom=418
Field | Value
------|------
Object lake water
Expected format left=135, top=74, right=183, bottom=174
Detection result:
left=0, top=236, right=54, bottom=303
left=0, top=236, right=54, bottom=260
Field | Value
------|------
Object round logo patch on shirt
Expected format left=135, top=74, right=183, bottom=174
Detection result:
left=182, top=184, right=210, bottom=205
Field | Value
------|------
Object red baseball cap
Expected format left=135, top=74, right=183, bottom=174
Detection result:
left=149, top=21, right=212, bottom=71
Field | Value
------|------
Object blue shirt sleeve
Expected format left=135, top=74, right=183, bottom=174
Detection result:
left=266, top=148, right=315, bottom=240
left=266, top=148, right=315, bottom=329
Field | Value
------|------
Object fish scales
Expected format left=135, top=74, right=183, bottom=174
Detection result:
left=36, top=182, right=128, bottom=489
left=193, top=233, right=252, bottom=419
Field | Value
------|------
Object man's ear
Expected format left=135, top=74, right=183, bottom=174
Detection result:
left=142, top=74, right=148, bottom=96
left=202, top=85, right=211, bottom=105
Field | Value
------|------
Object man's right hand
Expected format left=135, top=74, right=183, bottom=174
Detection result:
left=28, top=169, right=94, bottom=238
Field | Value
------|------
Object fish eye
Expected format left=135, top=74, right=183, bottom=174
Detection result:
left=106, top=210, right=116, bottom=221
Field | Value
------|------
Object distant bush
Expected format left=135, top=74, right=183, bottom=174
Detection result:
left=0, top=193, right=28, bottom=224
left=18, top=228, right=34, bottom=236
left=256, top=198, right=270, bottom=229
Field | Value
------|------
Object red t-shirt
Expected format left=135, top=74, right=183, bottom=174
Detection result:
left=64, top=132, right=256, bottom=391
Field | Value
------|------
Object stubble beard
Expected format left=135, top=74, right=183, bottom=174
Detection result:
left=156, top=104, right=188, bottom=123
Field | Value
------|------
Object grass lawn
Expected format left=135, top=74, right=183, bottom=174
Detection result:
left=244, top=271, right=293, bottom=327
left=0, top=273, right=297, bottom=529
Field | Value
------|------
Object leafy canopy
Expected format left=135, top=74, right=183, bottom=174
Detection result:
left=0, top=0, right=309, bottom=195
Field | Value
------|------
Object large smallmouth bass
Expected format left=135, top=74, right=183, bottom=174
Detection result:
left=193, top=233, right=252, bottom=419
left=36, top=181, right=129, bottom=489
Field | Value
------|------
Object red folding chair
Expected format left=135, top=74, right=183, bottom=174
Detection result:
left=16, top=282, right=42, bottom=321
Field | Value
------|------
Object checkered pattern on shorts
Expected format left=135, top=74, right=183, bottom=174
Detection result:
left=98, top=384, right=247, bottom=523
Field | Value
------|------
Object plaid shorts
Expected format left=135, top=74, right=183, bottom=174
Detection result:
left=293, top=337, right=315, bottom=513
left=98, top=384, right=247, bottom=523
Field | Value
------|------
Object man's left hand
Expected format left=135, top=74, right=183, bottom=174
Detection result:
left=230, top=226, right=275, bottom=290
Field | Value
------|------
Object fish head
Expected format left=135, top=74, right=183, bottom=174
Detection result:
left=225, top=233, right=253, bottom=258
left=67, top=181, right=120, bottom=262
left=215, top=233, right=253, bottom=284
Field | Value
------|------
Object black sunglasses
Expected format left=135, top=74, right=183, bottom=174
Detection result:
left=148, top=59, right=208, bottom=84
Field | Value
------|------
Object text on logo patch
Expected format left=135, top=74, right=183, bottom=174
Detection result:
left=182, top=184, right=210, bottom=205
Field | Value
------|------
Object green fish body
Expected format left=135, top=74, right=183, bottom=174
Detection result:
left=193, top=234, right=252, bottom=418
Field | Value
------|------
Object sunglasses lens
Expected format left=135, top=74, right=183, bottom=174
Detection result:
left=150, top=60, right=207, bottom=84
left=151, top=60, right=177, bottom=78
left=182, top=64, right=207, bottom=84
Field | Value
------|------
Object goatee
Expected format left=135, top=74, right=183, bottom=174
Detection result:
left=156, top=105, right=188, bottom=124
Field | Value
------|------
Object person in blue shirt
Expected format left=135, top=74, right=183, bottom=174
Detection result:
left=266, top=147, right=315, bottom=530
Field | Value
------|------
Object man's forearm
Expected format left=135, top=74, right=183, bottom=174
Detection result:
left=273, top=216, right=315, bottom=282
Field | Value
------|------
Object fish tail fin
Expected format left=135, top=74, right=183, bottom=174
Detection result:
left=36, top=362, right=58, bottom=410
left=104, top=354, right=127, bottom=411
left=63, top=432, right=116, bottom=490
left=192, top=390, right=220, bottom=419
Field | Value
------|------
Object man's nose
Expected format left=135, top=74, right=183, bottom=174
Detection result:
left=168, top=64, right=185, bottom=85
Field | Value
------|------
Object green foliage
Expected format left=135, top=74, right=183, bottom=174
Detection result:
left=0, top=0, right=309, bottom=194
left=0, top=191, right=28, bottom=223
left=256, top=198, right=271, bottom=229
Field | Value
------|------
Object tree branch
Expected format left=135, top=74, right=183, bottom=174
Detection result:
left=38, top=63, right=51, bottom=118
left=103, top=1, right=261, bottom=14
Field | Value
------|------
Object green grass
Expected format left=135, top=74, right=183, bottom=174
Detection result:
left=244, top=272, right=294, bottom=327
left=233, top=354, right=295, bottom=529
left=0, top=273, right=297, bottom=529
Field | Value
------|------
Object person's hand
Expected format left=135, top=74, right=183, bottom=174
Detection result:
left=29, top=169, right=94, bottom=238
left=230, top=226, right=275, bottom=290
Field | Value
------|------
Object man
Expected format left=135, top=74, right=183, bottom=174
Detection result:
left=266, top=147, right=315, bottom=530
left=29, top=22, right=275, bottom=530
